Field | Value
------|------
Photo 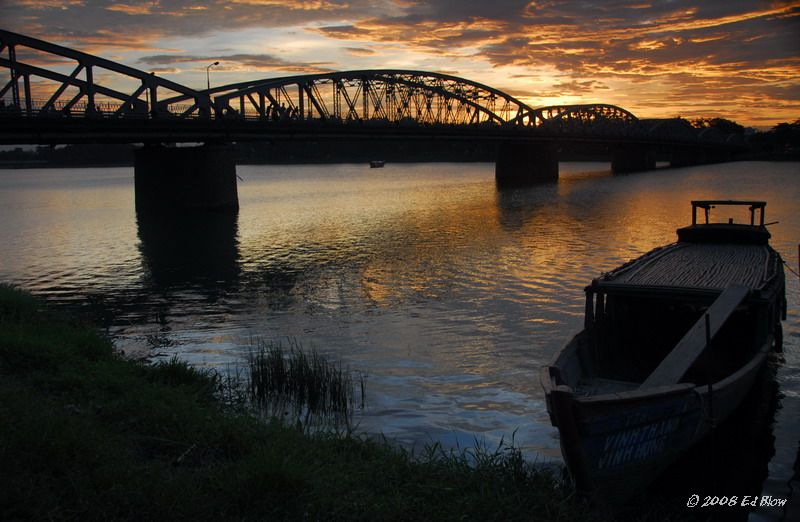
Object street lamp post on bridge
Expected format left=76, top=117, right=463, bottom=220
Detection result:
left=206, top=61, right=220, bottom=91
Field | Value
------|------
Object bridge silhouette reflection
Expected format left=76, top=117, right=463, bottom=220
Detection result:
left=136, top=209, right=241, bottom=290
left=494, top=183, right=559, bottom=231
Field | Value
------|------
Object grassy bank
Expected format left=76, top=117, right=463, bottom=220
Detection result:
left=0, top=285, right=592, bottom=521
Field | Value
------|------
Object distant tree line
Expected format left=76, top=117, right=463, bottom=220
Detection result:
left=0, top=143, right=135, bottom=167
left=690, top=117, right=746, bottom=135
left=690, top=117, right=800, bottom=159
left=747, top=119, right=800, bottom=159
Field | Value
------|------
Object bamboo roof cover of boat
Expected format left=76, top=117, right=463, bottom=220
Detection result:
left=597, top=242, right=779, bottom=292
left=595, top=201, right=784, bottom=294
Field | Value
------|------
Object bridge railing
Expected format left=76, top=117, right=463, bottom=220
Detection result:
left=2, top=95, right=741, bottom=149
left=0, top=96, right=212, bottom=120
left=0, top=96, right=723, bottom=147
left=0, top=97, right=123, bottom=118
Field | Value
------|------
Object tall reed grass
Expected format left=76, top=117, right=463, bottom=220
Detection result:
left=247, top=339, right=366, bottom=429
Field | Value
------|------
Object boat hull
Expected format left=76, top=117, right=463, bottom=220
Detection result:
left=542, top=336, right=770, bottom=503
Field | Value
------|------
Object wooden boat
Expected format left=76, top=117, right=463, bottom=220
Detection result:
left=369, top=160, right=385, bottom=168
left=541, top=200, right=787, bottom=503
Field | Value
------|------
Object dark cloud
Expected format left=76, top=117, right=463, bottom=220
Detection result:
left=316, top=25, right=372, bottom=38
left=344, top=47, right=376, bottom=56
left=138, top=55, right=209, bottom=65
left=518, top=79, right=611, bottom=100
left=0, top=0, right=382, bottom=48
left=138, top=53, right=332, bottom=73
left=148, top=67, right=183, bottom=73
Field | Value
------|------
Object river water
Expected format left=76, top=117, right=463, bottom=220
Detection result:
left=1, top=161, right=798, bottom=510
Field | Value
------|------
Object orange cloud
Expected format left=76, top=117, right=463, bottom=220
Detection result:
left=228, top=0, right=345, bottom=9
left=14, top=0, right=85, bottom=8
left=105, top=3, right=160, bottom=16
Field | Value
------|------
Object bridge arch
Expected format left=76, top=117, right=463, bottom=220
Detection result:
left=536, top=104, right=638, bottom=124
left=201, top=70, right=541, bottom=127
left=181, top=73, right=645, bottom=132
left=532, top=104, right=639, bottom=135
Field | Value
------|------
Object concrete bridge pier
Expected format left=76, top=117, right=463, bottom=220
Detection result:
left=134, top=144, right=239, bottom=213
left=611, top=144, right=656, bottom=173
left=669, top=146, right=706, bottom=168
left=703, top=147, right=733, bottom=164
left=495, top=141, right=558, bottom=186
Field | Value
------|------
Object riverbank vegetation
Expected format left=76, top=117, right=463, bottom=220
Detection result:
left=0, top=285, right=593, bottom=521
left=248, top=339, right=366, bottom=430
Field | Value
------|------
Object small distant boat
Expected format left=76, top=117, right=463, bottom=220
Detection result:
left=369, top=160, right=385, bottom=168
left=541, top=200, right=786, bottom=503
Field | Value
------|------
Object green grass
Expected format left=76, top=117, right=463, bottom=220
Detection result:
left=0, top=284, right=595, bottom=521
left=247, top=339, right=365, bottom=429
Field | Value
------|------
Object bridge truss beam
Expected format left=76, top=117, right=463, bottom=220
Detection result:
left=0, top=28, right=210, bottom=119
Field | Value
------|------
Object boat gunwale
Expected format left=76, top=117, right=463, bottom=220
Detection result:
left=540, top=330, right=773, bottom=406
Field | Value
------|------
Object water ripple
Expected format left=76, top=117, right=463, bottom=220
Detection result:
left=1, top=161, right=799, bottom=461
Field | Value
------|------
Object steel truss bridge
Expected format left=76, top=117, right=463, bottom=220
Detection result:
left=0, top=28, right=743, bottom=150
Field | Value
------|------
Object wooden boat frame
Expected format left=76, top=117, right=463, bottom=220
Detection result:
left=541, top=200, right=787, bottom=503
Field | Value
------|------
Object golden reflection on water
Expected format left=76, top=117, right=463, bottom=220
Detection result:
left=0, top=167, right=139, bottom=293
left=0, top=161, right=798, bottom=460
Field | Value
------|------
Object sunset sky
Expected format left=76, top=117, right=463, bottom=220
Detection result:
left=1, top=0, right=798, bottom=127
